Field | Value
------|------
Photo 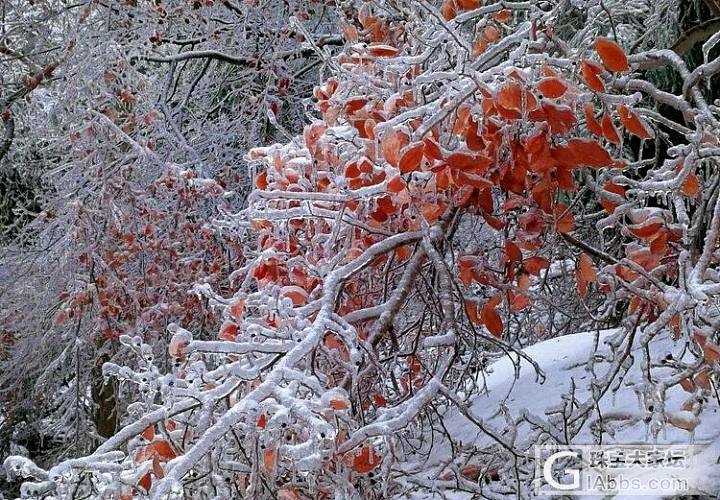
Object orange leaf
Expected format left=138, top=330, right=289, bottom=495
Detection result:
left=703, top=340, right=720, bottom=364
left=555, top=203, right=575, bottom=233
left=381, top=130, right=410, bottom=167
left=494, top=9, right=512, bottom=22
left=440, top=0, right=457, bottom=20
left=537, top=77, right=568, bottom=99
left=496, top=81, right=523, bottom=111
left=695, top=369, right=712, bottom=390
left=567, top=139, right=613, bottom=168
left=465, top=118, right=485, bottom=151
left=465, top=300, right=481, bottom=324
left=510, top=292, right=529, bottom=312
left=329, top=399, right=350, bottom=410
left=142, top=426, right=155, bottom=441
left=595, top=37, right=629, bottom=72
left=263, top=448, right=276, bottom=473
left=682, top=173, right=701, bottom=197
left=255, top=170, right=268, bottom=190
left=577, top=253, right=598, bottom=283
left=618, top=105, right=654, bottom=139
left=147, top=440, right=176, bottom=460
left=399, top=142, right=425, bottom=173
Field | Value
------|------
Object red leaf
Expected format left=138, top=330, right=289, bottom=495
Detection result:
left=505, top=240, right=523, bottom=263
left=387, top=175, right=406, bottom=193
left=423, top=137, right=444, bottom=161
left=601, top=113, right=621, bottom=144
left=537, top=77, right=568, bottom=99
left=345, top=97, right=368, bottom=114
left=628, top=220, right=663, bottom=239
left=483, top=212, right=505, bottom=230
left=456, top=0, right=482, bottom=8
left=367, top=44, right=399, bottom=57
left=447, top=152, right=492, bottom=171
left=352, top=446, right=382, bottom=473
left=138, top=473, right=152, bottom=493
left=257, top=414, right=267, bottom=429
left=373, top=393, right=387, bottom=407
left=595, top=38, right=629, bottom=72
left=599, top=181, right=625, bottom=213
left=542, top=102, right=577, bottom=134
left=580, top=61, right=605, bottom=93
left=494, top=9, right=512, bottom=22
left=524, top=256, right=549, bottom=276
left=345, top=162, right=362, bottom=178
left=399, top=142, right=424, bottom=173
left=584, top=103, right=603, bottom=137
left=481, top=303, right=503, bottom=336
left=456, top=171, right=493, bottom=190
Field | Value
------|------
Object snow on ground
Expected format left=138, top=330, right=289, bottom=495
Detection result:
left=410, top=329, right=720, bottom=498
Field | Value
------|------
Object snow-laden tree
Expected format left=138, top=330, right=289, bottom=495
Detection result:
left=0, top=0, right=339, bottom=486
left=6, top=0, right=720, bottom=498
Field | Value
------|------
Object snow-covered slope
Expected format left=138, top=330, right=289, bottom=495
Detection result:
left=409, top=330, right=720, bottom=498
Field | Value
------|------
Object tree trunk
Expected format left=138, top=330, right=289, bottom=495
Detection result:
left=91, top=353, right=116, bottom=438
